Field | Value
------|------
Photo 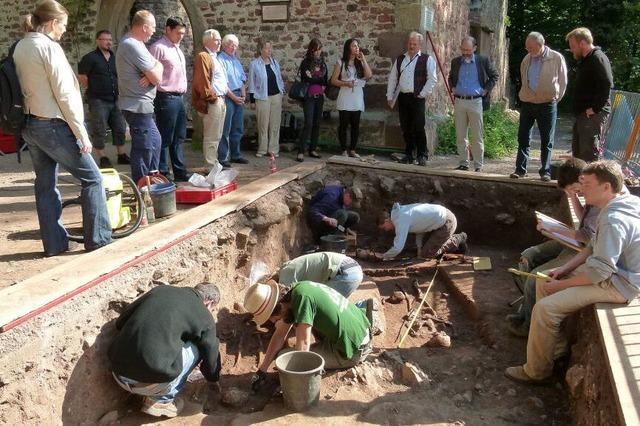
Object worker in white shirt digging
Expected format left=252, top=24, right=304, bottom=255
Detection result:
left=376, top=202, right=468, bottom=259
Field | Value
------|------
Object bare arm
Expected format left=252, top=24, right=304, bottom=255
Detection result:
left=257, top=319, right=292, bottom=372
left=77, top=74, right=88, bottom=88
left=143, top=60, right=163, bottom=86
left=295, top=323, right=312, bottom=351
left=361, top=55, right=373, bottom=80
left=330, top=62, right=342, bottom=87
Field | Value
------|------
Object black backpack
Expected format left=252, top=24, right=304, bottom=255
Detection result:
left=0, top=42, right=25, bottom=136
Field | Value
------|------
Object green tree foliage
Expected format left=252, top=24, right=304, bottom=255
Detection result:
left=436, top=105, right=519, bottom=158
left=508, top=0, right=640, bottom=96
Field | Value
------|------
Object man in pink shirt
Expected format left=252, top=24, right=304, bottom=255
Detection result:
left=149, top=17, right=191, bottom=182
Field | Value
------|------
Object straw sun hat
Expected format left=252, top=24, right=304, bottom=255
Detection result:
left=243, top=281, right=280, bottom=325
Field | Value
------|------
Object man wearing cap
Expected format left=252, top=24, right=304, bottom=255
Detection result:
left=108, top=283, right=222, bottom=418
left=244, top=281, right=371, bottom=390
left=275, top=252, right=363, bottom=298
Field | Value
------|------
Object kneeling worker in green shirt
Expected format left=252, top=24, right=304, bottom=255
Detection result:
left=244, top=280, right=372, bottom=390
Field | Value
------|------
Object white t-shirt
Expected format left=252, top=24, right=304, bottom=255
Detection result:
left=335, top=59, right=365, bottom=112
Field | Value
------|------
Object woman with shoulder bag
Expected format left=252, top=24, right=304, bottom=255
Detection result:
left=296, top=38, right=327, bottom=162
left=330, top=38, right=372, bottom=158
left=248, top=39, right=286, bottom=157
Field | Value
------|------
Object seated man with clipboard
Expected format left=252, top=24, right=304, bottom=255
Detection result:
left=506, top=158, right=599, bottom=337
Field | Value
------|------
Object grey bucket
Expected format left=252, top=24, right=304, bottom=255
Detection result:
left=275, top=351, right=325, bottom=411
left=320, top=234, right=347, bottom=254
left=149, top=182, right=177, bottom=218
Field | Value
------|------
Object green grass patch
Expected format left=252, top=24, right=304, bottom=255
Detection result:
left=435, top=105, right=518, bottom=159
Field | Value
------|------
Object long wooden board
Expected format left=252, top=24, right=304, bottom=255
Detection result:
left=0, top=162, right=323, bottom=332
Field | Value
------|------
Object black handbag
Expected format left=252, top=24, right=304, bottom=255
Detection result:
left=325, top=84, right=339, bottom=101
left=288, top=65, right=308, bottom=101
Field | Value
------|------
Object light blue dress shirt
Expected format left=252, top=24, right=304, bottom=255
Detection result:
left=217, top=51, right=247, bottom=92
left=455, top=54, right=483, bottom=97
left=528, top=54, right=543, bottom=92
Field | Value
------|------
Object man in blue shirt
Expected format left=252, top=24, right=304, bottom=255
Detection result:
left=448, top=36, right=498, bottom=172
left=217, top=34, right=249, bottom=168
left=308, top=185, right=359, bottom=241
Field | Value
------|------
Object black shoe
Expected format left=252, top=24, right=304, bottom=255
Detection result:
left=231, top=157, right=249, bottom=164
left=174, top=172, right=193, bottom=183
left=220, top=161, right=232, bottom=169
left=417, top=156, right=427, bottom=166
left=99, top=157, right=112, bottom=168
left=455, top=165, right=469, bottom=171
left=117, top=153, right=131, bottom=165
left=308, top=151, right=321, bottom=159
left=510, top=172, right=527, bottom=179
left=475, top=167, right=482, bottom=172
left=401, top=156, right=414, bottom=164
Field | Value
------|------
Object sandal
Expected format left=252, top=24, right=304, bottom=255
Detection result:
left=308, top=151, right=321, bottom=159
left=296, top=153, right=304, bottom=162
left=348, top=151, right=360, bottom=158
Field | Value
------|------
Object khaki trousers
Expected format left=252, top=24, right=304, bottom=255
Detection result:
left=201, top=97, right=226, bottom=168
left=454, top=97, right=484, bottom=169
left=256, top=94, right=282, bottom=155
left=523, top=265, right=627, bottom=379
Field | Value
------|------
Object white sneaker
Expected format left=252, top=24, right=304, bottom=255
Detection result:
left=141, top=396, right=184, bottom=418
left=255, top=153, right=265, bottom=158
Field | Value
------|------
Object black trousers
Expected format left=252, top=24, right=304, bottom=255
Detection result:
left=398, top=93, right=427, bottom=159
left=338, top=110, right=361, bottom=150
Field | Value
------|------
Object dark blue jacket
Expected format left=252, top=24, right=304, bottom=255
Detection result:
left=308, top=185, right=345, bottom=225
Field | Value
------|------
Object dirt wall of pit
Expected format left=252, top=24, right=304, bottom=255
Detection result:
left=0, top=181, right=312, bottom=425
left=566, top=308, right=621, bottom=426
left=320, top=163, right=569, bottom=249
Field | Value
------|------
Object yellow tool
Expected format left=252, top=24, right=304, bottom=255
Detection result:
left=507, top=268, right=549, bottom=280
left=398, top=269, right=438, bottom=348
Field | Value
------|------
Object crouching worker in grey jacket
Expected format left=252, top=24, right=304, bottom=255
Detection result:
left=108, top=283, right=222, bottom=418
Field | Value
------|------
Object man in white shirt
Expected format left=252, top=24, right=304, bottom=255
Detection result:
left=386, top=32, right=437, bottom=167
left=377, top=203, right=467, bottom=259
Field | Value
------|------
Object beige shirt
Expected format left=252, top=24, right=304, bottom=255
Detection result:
left=519, top=46, right=568, bottom=104
left=14, top=32, right=89, bottom=145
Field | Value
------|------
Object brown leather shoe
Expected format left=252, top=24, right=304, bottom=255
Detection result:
left=504, top=366, right=548, bottom=385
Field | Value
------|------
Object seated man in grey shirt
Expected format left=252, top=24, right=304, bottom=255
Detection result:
left=116, top=10, right=163, bottom=183
left=506, top=160, right=640, bottom=385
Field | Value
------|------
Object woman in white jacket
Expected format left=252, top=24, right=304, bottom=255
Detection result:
left=248, top=39, right=286, bottom=157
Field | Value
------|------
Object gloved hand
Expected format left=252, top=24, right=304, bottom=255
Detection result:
left=251, top=370, right=267, bottom=392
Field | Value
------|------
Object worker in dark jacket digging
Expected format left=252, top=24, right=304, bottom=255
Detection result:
left=308, top=184, right=360, bottom=241
left=244, top=281, right=372, bottom=391
left=108, top=283, right=222, bottom=418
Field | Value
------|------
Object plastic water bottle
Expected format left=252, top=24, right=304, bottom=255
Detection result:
left=268, top=153, right=277, bottom=173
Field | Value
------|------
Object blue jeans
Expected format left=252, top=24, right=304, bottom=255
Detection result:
left=113, top=342, right=200, bottom=403
left=87, top=98, right=126, bottom=150
left=154, top=93, right=188, bottom=179
left=122, top=111, right=161, bottom=184
left=328, top=264, right=363, bottom=298
left=515, top=101, right=557, bottom=176
left=22, top=117, right=112, bottom=255
left=298, top=95, right=324, bottom=154
left=219, top=91, right=244, bottom=162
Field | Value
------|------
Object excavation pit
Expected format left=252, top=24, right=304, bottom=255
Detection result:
left=0, top=158, right=631, bottom=425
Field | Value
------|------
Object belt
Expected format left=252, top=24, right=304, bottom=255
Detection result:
left=157, top=91, right=185, bottom=97
left=454, top=94, right=482, bottom=100
left=27, top=114, right=59, bottom=121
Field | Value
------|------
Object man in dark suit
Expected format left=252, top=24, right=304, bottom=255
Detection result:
left=448, top=36, right=498, bottom=172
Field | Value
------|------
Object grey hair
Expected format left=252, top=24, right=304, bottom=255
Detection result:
left=194, top=282, right=221, bottom=306
left=202, top=29, right=220, bottom=44
left=461, top=36, right=477, bottom=47
left=526, top=31, right=545, bottom=46
left=222, top=33, right=240, bottom=47
left=408, top=31, right=424, bottom=43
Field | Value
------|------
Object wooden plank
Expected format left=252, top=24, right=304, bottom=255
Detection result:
left=0, top=163, right=322, bottom=331
left=327, top=156, right=557, bottom=187
left=595, top=299, right=640, bottom=426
